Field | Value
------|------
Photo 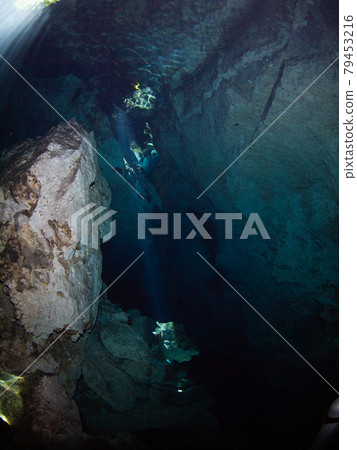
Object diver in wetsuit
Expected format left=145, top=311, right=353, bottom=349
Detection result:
left=110, top=105, right=159, bottom=180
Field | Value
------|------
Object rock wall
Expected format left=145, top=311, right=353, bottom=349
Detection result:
left=152, top=0, right=338, bottom=368
left=76, top=299, right=211, bottom=437
left=0, top=120, right=111, bottom=444
left=0, top=120, right=111, bottom=341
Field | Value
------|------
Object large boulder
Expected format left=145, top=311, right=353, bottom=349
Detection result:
left=0, top=119, right=110, bottom=342
left=0, top=120, right=111, bottom=445
left=78, top=300, right=212, bottom=435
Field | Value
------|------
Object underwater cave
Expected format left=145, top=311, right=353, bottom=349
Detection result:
left=0, top=0, right=338, bottom=449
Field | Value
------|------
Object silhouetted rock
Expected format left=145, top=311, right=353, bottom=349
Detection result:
left=77, top=299, right=212, bottom=435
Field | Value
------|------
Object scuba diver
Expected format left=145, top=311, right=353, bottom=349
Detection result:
left=109, top=84, right=160, bottom=191
left=131, top=121, right=160, bottom=176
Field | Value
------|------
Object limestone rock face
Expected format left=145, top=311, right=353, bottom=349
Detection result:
left=29, top=375, right=83, bottom=448
left=149, top=0, right=338, bottom=372
left=27, top=0, right=251, bottom=92
left=100, top=322, right=151, bottom=362
left=0, top=119, right=110, bottom=342
left=0, top=120, right=111, bottom=444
